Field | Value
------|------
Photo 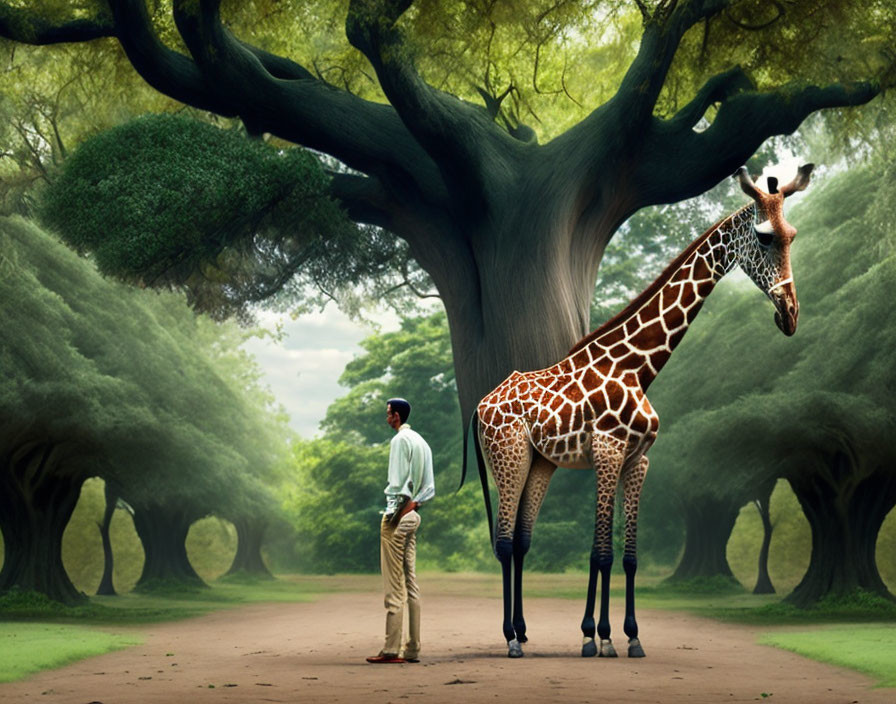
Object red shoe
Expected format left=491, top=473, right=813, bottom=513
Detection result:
left=366, top=654, right=406, bottom=664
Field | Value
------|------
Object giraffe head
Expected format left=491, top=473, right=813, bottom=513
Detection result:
left=734, top=163, right=813, bottom=337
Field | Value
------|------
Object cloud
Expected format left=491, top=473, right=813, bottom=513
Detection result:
left=241, top=305, right=401, bottom=437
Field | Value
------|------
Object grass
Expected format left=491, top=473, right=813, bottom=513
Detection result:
left=759, top=625, right=896, bottom=687
left=0, top=575, right=337, bottom=625
left=0, top=623, right=142, bottom=683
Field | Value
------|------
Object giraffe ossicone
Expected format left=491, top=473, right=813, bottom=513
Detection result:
left=470, top=163, right=813, bottom=659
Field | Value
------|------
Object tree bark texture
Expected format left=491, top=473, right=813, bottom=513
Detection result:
left=785, top=452, right=896, bottom=607
left=752, top=479, right=776, bottom=595
left=225, top=516, right=273, bottom=579
left=0, top=442, right=87, bottom=604
left=667, top=494, right=741, bottom=583
left=130, top=501, right=205, bottom=590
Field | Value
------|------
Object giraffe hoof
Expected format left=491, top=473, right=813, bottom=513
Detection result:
left=507, top=638, right=524, bottom=658
left=581, top=637, right=597, bottom=657
left=598, top=639, right=617, bottom=658
left=628, top=637, right=645, bottom=658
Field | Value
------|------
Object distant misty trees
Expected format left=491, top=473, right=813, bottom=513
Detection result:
left=0, top=218, right=288, bottom=603
left=647, top=161, right=896, bottom=605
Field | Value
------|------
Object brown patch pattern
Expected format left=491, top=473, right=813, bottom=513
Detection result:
left=477, top=202, right=799, bottom=556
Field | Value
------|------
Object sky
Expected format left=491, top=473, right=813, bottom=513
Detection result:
left=241, top=304, right=403, bottom=438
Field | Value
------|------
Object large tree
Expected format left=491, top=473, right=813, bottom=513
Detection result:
left=2, top=0, right=891, bottom=416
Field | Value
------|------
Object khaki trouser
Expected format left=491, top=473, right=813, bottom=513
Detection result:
left=380, top=510, right=421, bottom=658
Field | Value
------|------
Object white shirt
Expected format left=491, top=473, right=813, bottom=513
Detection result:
left=384, top=424, right=435, bottom=514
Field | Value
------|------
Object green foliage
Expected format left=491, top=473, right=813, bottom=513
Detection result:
left=283, top=438, right=389, bottom=573
left=0, top=622, right=142, bottom=684
left=1, top=216, right=291, bottom=598
left=36, top=111, right=432, bottom=322
left=0, top=26, right=177, bottom=216
left=39, top=113, right=361, bottom=320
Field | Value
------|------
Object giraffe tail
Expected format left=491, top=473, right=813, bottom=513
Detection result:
left=459, top=411, right=471, bottom=492
left=470, top=410, right=495, bottom=549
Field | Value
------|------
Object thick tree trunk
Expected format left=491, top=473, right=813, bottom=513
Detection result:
left=96, top=481, right=118, bottom=596
left=425, top=168, right=621, bottom=421
left=785, top=452, right=896, bottom=607
left=225, top=516, right=273, bottom=579
left=666, top=494, right=741, bottom=585
left=0, top=447, right=87, bottom=604
left=130, top=501, right=205, bottom=590
left=752, top=480, right=776, bottom=595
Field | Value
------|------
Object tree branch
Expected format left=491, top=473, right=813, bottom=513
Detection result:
left=107, top=0, right=237, bottom=115
left=345, top=0, right=514, bottom=210
left=634, top=79, right=881, bottom=207
left=0, top=5, right=114, bottom=44
left=328, top=172, right=393, bottom=228
left=2, top=1, right=448, bottom=223
left=168, top=0, right=448, bottom=214
left=668, top=65, right=755, bottom=131
left=614, top=0, right=736, bottom=127
left=554, top=0, right=737, bottom=189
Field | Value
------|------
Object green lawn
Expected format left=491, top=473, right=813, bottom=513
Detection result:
left=760, top=625, right=896, bottom=688
left=0, top=575, right=353, bottom=625
left=0, top=623, right=142, bottom=683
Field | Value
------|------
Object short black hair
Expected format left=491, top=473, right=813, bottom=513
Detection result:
left=386, top=398, right=411, bottom=424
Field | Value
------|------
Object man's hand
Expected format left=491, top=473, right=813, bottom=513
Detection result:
left=388, top=498, right=418, bottom=527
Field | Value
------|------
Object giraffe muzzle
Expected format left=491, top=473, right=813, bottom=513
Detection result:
left=774, top=298, right=799, bottom=336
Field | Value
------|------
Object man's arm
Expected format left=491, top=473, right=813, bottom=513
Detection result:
left=384, top=433, right=412, bottom=515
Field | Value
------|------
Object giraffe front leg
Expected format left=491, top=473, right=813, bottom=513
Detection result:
left=622, top=455, right=649, bottom=658
left=581, top=436, right=625, bottom=658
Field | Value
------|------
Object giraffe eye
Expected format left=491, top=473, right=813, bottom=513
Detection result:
left=754, top=221, right=775, bottom=248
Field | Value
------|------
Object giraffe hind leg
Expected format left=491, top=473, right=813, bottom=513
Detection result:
left=482, top=422, right=531, bottom=657
left=511, top=456, right=556, bottom=645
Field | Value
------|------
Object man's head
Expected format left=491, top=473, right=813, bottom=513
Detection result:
left=386, top=398, right=411, bottom=430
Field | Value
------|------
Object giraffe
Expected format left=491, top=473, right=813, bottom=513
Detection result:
left=468, top=163, right=813, bottom=659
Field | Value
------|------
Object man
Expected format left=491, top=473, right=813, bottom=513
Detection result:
left=366, top=398, right=435, bottom=664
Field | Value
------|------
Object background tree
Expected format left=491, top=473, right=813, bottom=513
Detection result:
left=2, top=0, right=891, bottom=421
left=0, top=217, right=289, bottom=599
left=0, top=217, right=169, bottom=602
left=643, top=160, right=896, bottom=604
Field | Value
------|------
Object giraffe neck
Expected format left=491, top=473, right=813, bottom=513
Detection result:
left=574, top=205, right=754, bottom=391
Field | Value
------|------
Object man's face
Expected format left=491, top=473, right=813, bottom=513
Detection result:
left=386, top=404, right=401, bottom=430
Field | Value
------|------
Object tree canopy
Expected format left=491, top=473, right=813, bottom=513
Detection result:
left=0, top=216, right=289, bottom=599
left=38, top=113, right=430, bottom=322
left=3, top=0, right=892, bottom=418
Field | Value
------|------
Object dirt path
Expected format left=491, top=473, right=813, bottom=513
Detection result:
left=1, top=585, right=889, bottom=704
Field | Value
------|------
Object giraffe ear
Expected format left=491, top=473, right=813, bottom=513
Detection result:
left=735, top=166, right=763, bottom=201
left=780, top=163, right=814, bottom=197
